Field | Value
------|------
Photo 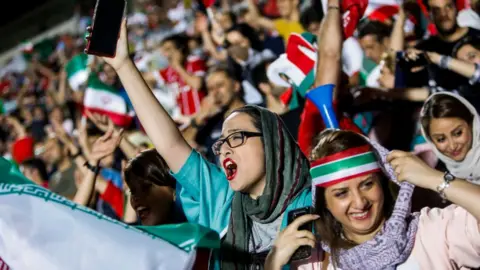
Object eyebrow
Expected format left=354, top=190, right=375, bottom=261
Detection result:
left=431, top=124, right=463, bottom=137
left=330, top=176, right=373, bottom=192
left=220, top=129, right=242, bottom=139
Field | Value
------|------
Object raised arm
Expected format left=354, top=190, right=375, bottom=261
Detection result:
left=314, top=0, right=342, bottom=98
left=389, top=8, right=406, bottom=52
left=74, top=125, right=123, bottom=206
left=88, top=21, right=192, bottom=173
left=388, top=150, right=480, bottom=222
left=245, top=0, right=276, bottom=31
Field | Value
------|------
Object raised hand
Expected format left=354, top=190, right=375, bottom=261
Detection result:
left=85, top=19, right=129, bottom=71
left=85, top=110, right=113, bottom=132
left=89, top=121, right=124, bottom=163
left=387, top=150, right=443, bottom=190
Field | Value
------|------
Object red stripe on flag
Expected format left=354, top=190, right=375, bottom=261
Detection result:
left=310, top=145, right=373, bottom=167
left=83, top=107, right=134, bottom=127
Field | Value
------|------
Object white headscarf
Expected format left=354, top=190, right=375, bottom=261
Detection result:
left=420, top=92, right=480, bottom=184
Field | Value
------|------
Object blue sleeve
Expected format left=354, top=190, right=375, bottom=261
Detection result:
left=172, top=150, right=233, bottom=234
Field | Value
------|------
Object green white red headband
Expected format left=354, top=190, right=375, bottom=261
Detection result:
left=310, top=145, right=381, bottom=187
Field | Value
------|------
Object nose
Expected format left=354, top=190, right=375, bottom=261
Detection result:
left=351, top=191, right=369, bottom=210
left=447, top=137, right=458, bottom=151
left=219, top=142, right=232, bottom=157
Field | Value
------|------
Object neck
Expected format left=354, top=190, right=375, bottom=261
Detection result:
left=438, top=26, right=468, bottom=42
left=343, top=218, right=385, bottom=244
left=225, top=98, right=245, bottom=116
left=288, top=11, right=299, bottom=22
left=266, top=95, right=287, bottom=114
left=248, top=175, right=266, bottom=200
left=57, top=157, right=72, bottom=172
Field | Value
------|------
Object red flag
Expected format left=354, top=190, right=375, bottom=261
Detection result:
left=202, top=0, right=216, bottom=8
left=341, top=0, right=368, bottom=39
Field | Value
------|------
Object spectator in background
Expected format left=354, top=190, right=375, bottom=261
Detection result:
left=124, top=149, right=183, bottom=225
left=41, top=138, right=77, bottom=199
left=357, top=21, right=393, bottom=88
left=245, top=0, right=304, bottom=44
left=299, top=8, right=323, bottom=33
left=358, top=21, right=393, bottom=65
left=183, top=67, right=245, bottom=163
left=158, top=34, right=207, bottom=116
left=454, top=36, right=480, bottom=64
left=225, top=23, right=276, bottom=105
left=416, top=0, right=480, bottom=91
left=49, top=106, right=74, bottom=136
left=20, top=158, right=49, bottom=188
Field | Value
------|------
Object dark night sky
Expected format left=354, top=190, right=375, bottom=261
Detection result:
left=0, top=0, right=47, bottom=27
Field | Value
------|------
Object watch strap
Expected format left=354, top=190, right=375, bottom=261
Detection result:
left=436, top=172, right=454, bottom=202
left=84, top=161, right=101, bottom=175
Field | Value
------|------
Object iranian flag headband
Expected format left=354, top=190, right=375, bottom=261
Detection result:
left=310, top=145, right=381, bottom=188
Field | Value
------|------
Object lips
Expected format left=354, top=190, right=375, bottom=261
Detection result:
left=223, top=158, right=238, bottom=181
left=349, top=206, right=372, bottom=221
left=136, top=206, right=151, bottom=221
left=450, top=149, right=462, bottom=157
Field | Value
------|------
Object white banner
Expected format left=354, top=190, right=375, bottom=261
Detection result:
left=0, top=183, right=196, bottom=270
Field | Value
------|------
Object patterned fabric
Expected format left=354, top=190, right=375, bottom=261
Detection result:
left=321, top=139, right=420, bottom=270
left=221, top=105, right=312, bottom=270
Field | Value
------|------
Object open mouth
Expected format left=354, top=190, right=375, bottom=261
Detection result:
left=223, top=158, right=238, bottom=181
left=136, top=206, right=151, bottom=220
left=349, top=206, right=372, bottom=221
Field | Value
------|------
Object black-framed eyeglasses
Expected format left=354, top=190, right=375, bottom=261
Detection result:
left=212, top=131, right=263, bottom=156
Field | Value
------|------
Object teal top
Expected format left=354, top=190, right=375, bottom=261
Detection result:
left=173, top=150, right=312, bottom=269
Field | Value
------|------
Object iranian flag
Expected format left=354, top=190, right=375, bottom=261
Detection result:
left=65, top=53, right=92, bottom=91
left=0, top=157, right=219, bottom=270
left=84, top=74, right=134, bottom=127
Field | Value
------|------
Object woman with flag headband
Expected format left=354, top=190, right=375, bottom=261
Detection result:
left=87, top=14, right=312, bottom=270
left=266, top=128, right=480, bottom=269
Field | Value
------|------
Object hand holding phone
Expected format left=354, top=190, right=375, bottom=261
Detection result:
left=85, top=0, right=126, bottom=59
left=266, top=207, right=319, bottom=268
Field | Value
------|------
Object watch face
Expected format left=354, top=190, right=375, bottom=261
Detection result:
left=445, top=172, right=455, bottom=181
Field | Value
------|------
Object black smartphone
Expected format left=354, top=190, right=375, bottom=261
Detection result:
left=394, top=51, right=429, bottom=88
left=287, top=206, right=313, bottom=261
left=85, top=0, right=126, bottom=58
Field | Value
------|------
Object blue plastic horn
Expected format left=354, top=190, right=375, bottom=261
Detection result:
left=305, top=84, right=340, bottom=129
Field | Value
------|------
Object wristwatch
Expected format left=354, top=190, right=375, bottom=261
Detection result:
left=84, top=161, right=101, bottom=175
left=436, top=172, right=455, bottom=202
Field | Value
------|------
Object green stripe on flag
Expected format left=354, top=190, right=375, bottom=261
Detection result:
left=86, top=74, right=120, bottom=94
left=310, top=152, right=377, bottom=178
left=138, top=223, right=220, bottom=252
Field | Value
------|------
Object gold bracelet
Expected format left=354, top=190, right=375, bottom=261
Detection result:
left=328, top=5, right=340, bottom=10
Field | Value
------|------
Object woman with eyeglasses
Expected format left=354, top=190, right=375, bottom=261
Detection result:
left=87, top=20, right=312, bottom=269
